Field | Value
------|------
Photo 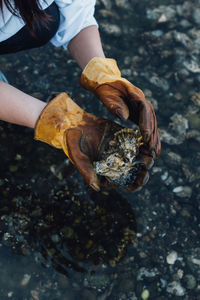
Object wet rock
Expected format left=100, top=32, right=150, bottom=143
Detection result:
left=119, top=278, right=135, bottom=292
left=188, top=114, right=200, bottom=129
left=191, top=93, right=200, bottom=107
left=173, top=31, right=193, bottom=49
left=166, top=152, right=182, bottom=165
left=169, top=113, right=189, bottom=136
left=172, top=186, right=192, bottom=198
left=137, top=267, right=158, bottom=281
left=166, top=251, right=178, bottom=265
left=159, top=129, right=182, bottom=145
left=51, top=234, right=60, bottom=243
left=183, top=59, right=200, bottom=73
left=192, top=7, right=200, bottom=24
left=151, top=30, right=164, bottom=37
left=141, top=289, right=150, bottom=300
left=100, top=23, right=122, bottom=36
left=115, top=0, right=130, bottom=9
left=149, top=75, right=169, bottom=91
left=20, top=274, right=31, bottom=286
left=182, top=163, right=198, bottom=183
left=176, top=2, right=193, bottom=18
left=161, top=171, right=168, bottom=181
left=190, top=257, right=200, bottom=266
left=84, top=273, right=110, bottom=291
left=179, top=19, right=192, bottom=28
left=177, top=269, right=184, bottom=280
left=184, top=274, right=196, bottom=290
left=146, top=5, right=176, bottom=23
left=98, top=0, right=112, bottom=9
left=7, top=292, right=13, bottom=298
left=166, top=281, right=186, bottom=296
left=186, top=129, right=200, bottom=142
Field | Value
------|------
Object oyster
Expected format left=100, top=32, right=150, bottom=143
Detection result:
left=94, top=128, right=143, bottom=187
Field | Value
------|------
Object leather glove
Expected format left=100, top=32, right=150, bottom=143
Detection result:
left=34, top=92, right=124, bottom=192
left=80, top=57, right=161, bottom=174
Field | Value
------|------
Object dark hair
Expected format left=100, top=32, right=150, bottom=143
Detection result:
left=0, top=0, right=51, bottom=34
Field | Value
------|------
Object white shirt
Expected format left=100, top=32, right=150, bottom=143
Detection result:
left=0, top=0, right=98, bottom=49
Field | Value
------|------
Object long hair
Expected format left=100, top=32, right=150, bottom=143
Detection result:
left=0, top=0, right=51, bottom=34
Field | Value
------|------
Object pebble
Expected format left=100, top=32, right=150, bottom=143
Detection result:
left=141, top=289, right=150, bottom=300
left=137, top=267, right=158, bottom=281
left=161, top=171, right=168, bottom=181
left=20, top=274, right=31, bottom=286
left=146, top=5, right=176, bottom=22
left=169, top=113, right=189, bottom=136
left=191, top=93, right=200, bottom=107
left=184, top=274, right=196, bottom=289
left=84, top=273, right=110, bottom=290
left=99, top=0, right=112, bottom=9
left=166, top=251, right=178, bottom=265
left=166, top=281, right=186, bottom=296
left=149, top=75, right=169, bottom=91
left=159, top=129, right=183, bottom=145
left=188, top=114, right=200, bottom=129
left=172, top=186, right=192, bottom=198
left=51, top=234, right=60, bottom=243
left=193, top=7, right=200, bottom=24
left=115, top=0, right=130, bottom=9
left=166, top=152, right=182, bottom=165
left=8, top=292, right=13, bottom=298
left=183, top=59, right=200, bottom=73
left=177, top=269, right=184, bottom=279
left=100, top=23, right=122, bottom=36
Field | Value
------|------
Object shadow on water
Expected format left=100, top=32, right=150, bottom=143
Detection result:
left=0, top=162, right=136, bottom=274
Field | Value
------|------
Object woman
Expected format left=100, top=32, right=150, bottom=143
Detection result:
left=0, top=0, right=161, bottom=191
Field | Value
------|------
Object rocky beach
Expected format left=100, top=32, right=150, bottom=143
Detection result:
left=0, top=0, right=200, bottom=299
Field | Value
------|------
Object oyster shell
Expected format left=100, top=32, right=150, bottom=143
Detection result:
left=94, top=128, right=143, bottom=187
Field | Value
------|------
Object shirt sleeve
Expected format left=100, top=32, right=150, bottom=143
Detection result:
left=50, top=0, right=98, bottom=49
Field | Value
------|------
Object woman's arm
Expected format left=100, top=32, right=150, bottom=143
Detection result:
left=0, top=81, right=46, bottom=128
left=0, top=25, right=103, bottom=128
left=68, top=25, right=105, bottom=69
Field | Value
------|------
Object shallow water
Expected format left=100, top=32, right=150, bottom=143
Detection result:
left=0, top=0, right=200, bottom=299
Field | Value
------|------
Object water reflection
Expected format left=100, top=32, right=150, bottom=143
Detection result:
left=0, top=172, right=136, bottom=276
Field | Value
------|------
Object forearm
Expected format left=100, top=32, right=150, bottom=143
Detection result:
left=68, top=25, right=105, bottom=69
left=0, top=81, right=46, bottom=128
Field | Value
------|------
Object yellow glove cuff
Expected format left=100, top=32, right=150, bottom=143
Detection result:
left=80, top=57, right=123, bottom=92
left=34, top=92, right=84, bottom=154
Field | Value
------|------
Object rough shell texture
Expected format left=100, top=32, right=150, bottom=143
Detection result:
left=94, top=128, right=143, bottom=187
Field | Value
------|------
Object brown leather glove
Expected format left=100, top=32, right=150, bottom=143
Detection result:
left=34, top=92, right=125, bottom=191
left=80, top=57, right=161, bottom=168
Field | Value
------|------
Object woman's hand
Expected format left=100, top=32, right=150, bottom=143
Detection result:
left=80, top=57, right=161, bottom=179
left=35, top=92, right=153, bottom=192
left=34, top=92, right=121, bottom=191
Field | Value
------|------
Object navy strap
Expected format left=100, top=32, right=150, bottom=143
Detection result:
left=0, top=2, right=60, bottom=55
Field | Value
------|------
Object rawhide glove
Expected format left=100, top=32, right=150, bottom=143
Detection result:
left=80, top=57, right=161, bottom=161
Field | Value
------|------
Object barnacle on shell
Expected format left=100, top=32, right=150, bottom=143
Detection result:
left=94, top=128, right=144, bottom=188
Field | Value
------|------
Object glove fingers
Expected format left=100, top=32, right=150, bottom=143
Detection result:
left=138, top=154, right=154, bottom=170
left=125, top=84, right=159, bottom=150
left=95, top=85, right=129, bottom=120
left=64, top=128, right=100, bottom=191
left=139, top=102, right=155, bottom=142
left=136, top=99, right=161, bottom=158
left=155, top=129, right=161, bottom=157
left=147, top=108, right=161, bottom=158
